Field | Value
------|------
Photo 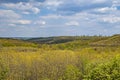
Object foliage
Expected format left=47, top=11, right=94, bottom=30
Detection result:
left=84, top=56, right=120, bottom=80
left=0, top=59, right=8, bottom=80
left=0, top=38, right=38, bottom=47
left=62, top=65, right=82, bottom=80
left=0, top=35, right=120, bottom=80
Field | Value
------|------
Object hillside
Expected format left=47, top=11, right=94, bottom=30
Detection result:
left=26, top=35, right=120, bottom=49
left=26, top=36, right=108, bottom=50
left=0, top=35, right=120, bottom=80
left=27, top=36, right=80, bottom=44
left=0, top=38, right=38, bottom=47
left=91, top=34, right=120, bottom=46
left=27, top=36, right=106, bottom=44
left=0, top=34, right=120, bottom=48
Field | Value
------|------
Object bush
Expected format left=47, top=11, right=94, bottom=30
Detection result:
left=0, top=59, right=8, bottom=80
left=84, top=57, right=120, bottom=80
left=62, top=65, right=82, bottom=80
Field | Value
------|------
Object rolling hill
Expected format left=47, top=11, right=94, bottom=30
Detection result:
left=27, top=36, right=106, bottom=44
left=0, top=38, right=38, bottom=47
left=90, top=34, right=120, bottom=46
left=0, top=34, right=120, bottom=48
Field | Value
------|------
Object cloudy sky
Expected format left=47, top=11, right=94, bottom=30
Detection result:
left=0, top=0, right=120, bottom=37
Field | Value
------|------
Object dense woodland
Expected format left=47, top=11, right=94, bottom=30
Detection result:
left=0, top=34, right=120, bottom=80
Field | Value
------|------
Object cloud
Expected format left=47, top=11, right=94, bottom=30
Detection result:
left=1, top=2, right=40, bottom=14
left=0, top=0, right=120, bottom=37
left=0, top=9, right=31, bottom=26
left=45, top=0, right=62, bottom=7
left=31, top=7, right=40, bottom=14
left=22, top=11, right=30, bottom=14
left=112, top=0, right=120, bottom=6
left=8, top=24, right=16, bottom=27
left=35, top=0, right=45, bottom=2
left=0, top=0, right=114, bottom=15
left=40, top=14, right=62, bottom=19
left=34, top=20, right=46, bottom=25
left=93, top=7, right=117, bottom=13
left=65, top=21, right=80, bottom=26
left=0, top=0, right=45, bottom=3
left=0, top=19, right=31, bottom=26
left=0, top=9, right=21, bottom=19
left=56, top=0, right=112, bottom=15
left=100, top=16, right=120, bottom=23
left=14, top=20, right=31, bottom=24
left=44, top=0, right=63, bottom=9
left=92, top=0, right=108, bottom=4
left=0, top=0, right=29, bottom=3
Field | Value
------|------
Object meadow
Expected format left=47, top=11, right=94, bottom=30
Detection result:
left=0, top=35, right=120, bottom=80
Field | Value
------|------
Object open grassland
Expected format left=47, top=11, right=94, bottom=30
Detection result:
left=0, top=35, right=120, bottom=80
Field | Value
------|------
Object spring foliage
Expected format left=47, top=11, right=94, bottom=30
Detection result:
left=0, top=36, right=120, bottom=80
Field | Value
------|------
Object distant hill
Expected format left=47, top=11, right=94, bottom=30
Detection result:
left=0, top=38, right=38, bottom=47
left=1, top=34, right=120, bottom=48
left=27, top=36, right=108, bottom=44
left=27, top=36, right=81, bottom=44
left=27, top=36, right=107, bottom=49
left=90, top=34, right=120, bottom=46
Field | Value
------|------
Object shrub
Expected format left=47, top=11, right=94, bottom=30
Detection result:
left=0, top=59, right=8, bottom=80
left=84, top=57, right=120, bottom=80
left=62, top=65, right=82, bottom=80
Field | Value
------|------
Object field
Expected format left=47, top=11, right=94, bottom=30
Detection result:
left=0, top=35, right=120, bottom=80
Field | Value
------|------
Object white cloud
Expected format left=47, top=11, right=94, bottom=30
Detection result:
left=2, top=2, right=40, bottom=14
left=94, top=7, right=117, bottom=13
left=43, top=0, right=63, bottom=10
left=0, top=9, right=31, bottom=26
left=102, top=16, right=120, bottom=23
left=14, top=20, right=31, bottom=25
left=65, top=21, right=80, bottom=26
left=0, top=10, right=21, bottom=19
left=2, top=2, right=31, bottom=10
left=34, top=20, right=46, bottom=25
left=1, top=0, right=120, bottom=37
left=92, top=0, right=108, bottom=3
left=22, top=11, right=30, bottom=14
left=103, top=17, right=120, bottom=23
left=41, top=14, right=62, bottom=19
left=45, top=0, right=63, bottom=7
left=112, top=0, right=120, bottom=7
left=8, top=24, right=16, bottom=27
left=32, top=7, right=40, bottom=14
left=0, top=19, right=31, bottom=25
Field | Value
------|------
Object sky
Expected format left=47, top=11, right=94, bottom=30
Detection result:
left=0, top=0, right=120, bottom=37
